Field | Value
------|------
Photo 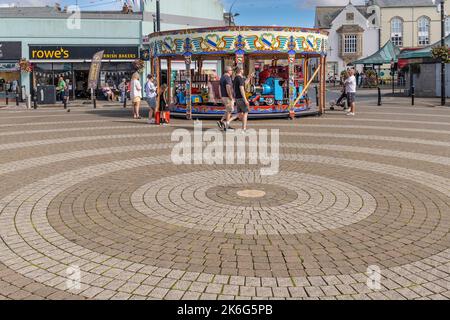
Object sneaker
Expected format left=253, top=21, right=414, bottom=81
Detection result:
left=346, top=112, right=355, bottom=116
left=226, top=127, right=235, bottom=132
left=147, top=119, right=155, bottom=124
left=217, top=120, right=225, bottom=130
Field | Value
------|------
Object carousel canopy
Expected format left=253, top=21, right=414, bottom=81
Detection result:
left=352, top=40, right=401, bottom=65
left=147, top=26, right=329, bottom=58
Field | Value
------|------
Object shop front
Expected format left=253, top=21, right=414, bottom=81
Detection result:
left=0, top=41, right=22, bottom=93
left=29, top=45, right=139, bottom=101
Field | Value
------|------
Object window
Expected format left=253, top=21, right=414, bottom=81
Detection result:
left=446, top=16, right=450, bottom=37
left=344, top=35, right=357, bottom=53
left=391, top=17, right=403, bottom=47
left=346, top=13, right=354, bottom=21
left=418, top=16, right=430, bottom=46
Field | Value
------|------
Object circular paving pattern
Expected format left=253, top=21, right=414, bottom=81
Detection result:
left=0, top=104, right=449, bottom=300
left=131, top=170, right=377, bottom=234
left=236, top=189, right=267, bottom=198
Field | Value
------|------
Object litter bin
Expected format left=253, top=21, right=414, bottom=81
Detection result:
left=37, top=85, right=56, bottom=105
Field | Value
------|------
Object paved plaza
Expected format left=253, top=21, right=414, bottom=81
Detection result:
left=0, top=98, right=449, bottom=300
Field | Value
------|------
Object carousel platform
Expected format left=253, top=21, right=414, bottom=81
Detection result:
left=169, top=104, right=320, bottom=119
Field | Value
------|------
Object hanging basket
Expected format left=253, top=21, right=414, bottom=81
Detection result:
left=431, top=45, right=450, bottom=63
left=133, top=59, right=145, bottom=73
left=19, top=59, right=33, bottom=73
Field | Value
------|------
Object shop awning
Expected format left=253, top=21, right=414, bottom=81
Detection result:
left=352, top=40, right=401, bottom=65
left=398, top=34, right=450, bottom=60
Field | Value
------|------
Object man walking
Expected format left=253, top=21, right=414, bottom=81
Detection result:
left=217, top=66, right=235, bottom=131
left=345, top=69, right=357, bottom=116
left=118, top=78, right=127, bottom=103
left=228, top=67, right=250, bottom=132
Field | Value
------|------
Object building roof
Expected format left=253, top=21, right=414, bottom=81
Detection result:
left=369, top=0, right=434, bottom=7
left=0, top=6, right=143, bottom=20
left=352, top=40, right=401, bottom=65
left=315, top=5, right=371, bottom=29
left=316, top=1, right=435, bottom=29
left=399, top=35, right=450, bottom=60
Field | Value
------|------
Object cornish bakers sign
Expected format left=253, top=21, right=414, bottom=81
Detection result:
left=29, top=46, right=139, bottom=60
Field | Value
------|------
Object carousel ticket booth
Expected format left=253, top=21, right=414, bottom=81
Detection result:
left=147, top=26, right=328, bottom=119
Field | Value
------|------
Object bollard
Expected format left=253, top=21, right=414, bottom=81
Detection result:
left=63, top=98, right=67, bottom=109
left=26, top=94, right=31, bottom=109
left=5, top=91, right=8, bottom=105
left=411, top=85, right=415, bottom=106
left=33, top=89, right=37, bottom=109
left=314, top=85, right=319, bottom=107
left=91, top=88, right=97, bottom=109
left=377, top=87, right=382, bottom=106
left=21, top=86, right=26, bottom=102
left=15, top=91, right=19, bottom=106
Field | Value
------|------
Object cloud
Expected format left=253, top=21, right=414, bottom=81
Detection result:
left=0, top=0, right=55, bottom=6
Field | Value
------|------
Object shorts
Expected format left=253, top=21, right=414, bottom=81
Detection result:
left=132, top=97, right=141, bottom=104
left=222, top=97, right=234, bottom=113
left=146, top=96, right=156, bottom=109
left=347, top=92, right=356, bottom=105
left=236, top=98, right=249, bottom=113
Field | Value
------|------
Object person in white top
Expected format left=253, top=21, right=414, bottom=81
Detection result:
left=145, top=74, right=157, bottom=124
left=130, top=72, right=142, bottom=119
left=344, top=69, right=357, bottom=116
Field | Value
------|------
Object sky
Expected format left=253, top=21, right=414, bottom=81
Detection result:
left=221, top=0, right=365, bottom=27
left=0, top=0, right=366, bottom=27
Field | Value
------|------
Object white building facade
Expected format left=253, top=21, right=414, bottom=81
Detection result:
left=315, top=2, right=380, bottom=76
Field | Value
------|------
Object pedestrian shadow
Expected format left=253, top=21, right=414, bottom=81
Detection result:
left=86, top=107, right=152, bottom=119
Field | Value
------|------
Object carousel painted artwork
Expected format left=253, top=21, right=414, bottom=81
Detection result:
left=146, top=26, right=329, bottom=119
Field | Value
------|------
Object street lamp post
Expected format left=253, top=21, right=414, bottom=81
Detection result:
left=228, top=0, right=238, bottom=26
left=156, top=0, right=161, bottom=32
left=440, top=0, right=446, bottom=106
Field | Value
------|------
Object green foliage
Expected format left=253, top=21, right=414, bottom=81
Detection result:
left=431, top=45, right=450, bottom=63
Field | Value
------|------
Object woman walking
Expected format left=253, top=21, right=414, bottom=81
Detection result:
left=130, top=73, right=142, bottom=119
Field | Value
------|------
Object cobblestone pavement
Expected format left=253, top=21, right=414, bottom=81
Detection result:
left=0, top=103, right=449, bottom=300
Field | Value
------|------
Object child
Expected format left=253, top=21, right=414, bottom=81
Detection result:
left=156, top=84, right=169, bottom=125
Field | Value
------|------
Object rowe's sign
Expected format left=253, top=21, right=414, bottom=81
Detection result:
left=29, top=46, right=139, bottom=60
left=31, top=47, right=70, bottom=59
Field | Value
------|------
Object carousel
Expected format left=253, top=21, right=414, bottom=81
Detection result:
left=147, top=26, right=328, bottom=119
